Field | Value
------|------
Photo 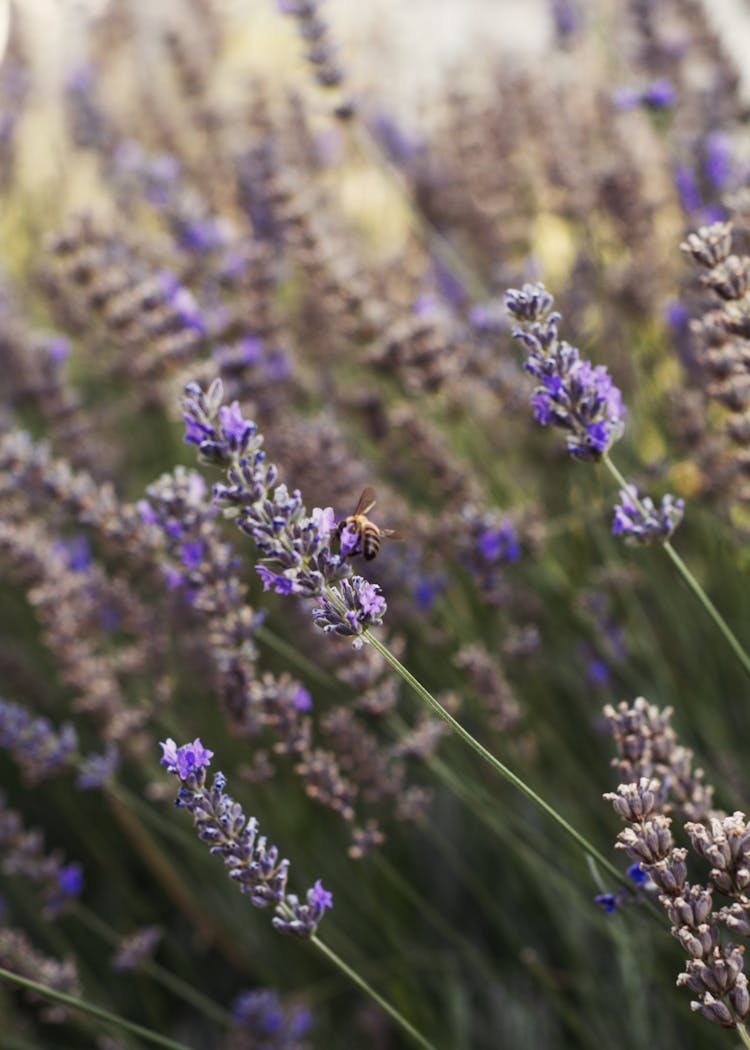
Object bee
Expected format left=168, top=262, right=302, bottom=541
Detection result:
left=337, top=486, right=401, bottom=560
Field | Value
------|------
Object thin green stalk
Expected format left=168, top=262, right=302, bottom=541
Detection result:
left=603, top=454, right=750, bottom=682
left=363, top=629, right=628, bottom=889
left=309, top=936, right=438, bottom=1050
left=0, top=967, right=195, bottom=1050
left=739, top=1023, right=750, bottom=1050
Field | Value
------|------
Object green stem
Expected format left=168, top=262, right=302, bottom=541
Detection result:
left=603, top=454, right=750, bottom=682
left=738, top=1023, right=750, bottom=1050
left=363, top=630, right=627, bottom=889
left=0, top=967, right=195, bottom=1050
left=310, top=936, right=437, bottom=1050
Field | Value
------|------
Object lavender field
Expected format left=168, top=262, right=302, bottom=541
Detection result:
left=2, top=1, right=750, bottom=1048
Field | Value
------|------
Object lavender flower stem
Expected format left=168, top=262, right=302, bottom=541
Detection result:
left=309, top=935, right=438, bottom=1050
left=363, top=631, right=626, bottom=886
left=0, top=966, right=195, bottom=1050
left=603, top=455, right=750, bottom=682
left=739, top=1023, right=750, bottom=1050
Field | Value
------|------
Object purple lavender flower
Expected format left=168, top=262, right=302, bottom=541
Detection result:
left=594, top=892, right=621, bottom=913
left=181, top=380, right=386, bottom=634
left=612, top=486, right=684, bottom=545
left=0, top=697, right=78, bottom=785
left=505, top=283, right=626, bottom=460
left=160, top=740, right=331, bottom=938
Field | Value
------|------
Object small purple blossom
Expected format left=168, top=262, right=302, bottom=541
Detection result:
left=57, top=863, right=84, bottom=897
left=291, top=687, right=312, bottom=712
left=256, top=565, right=299, bottom=595
left=643, top=78, right=675, bottom=108
left=627, top=863, right=648, bottom=886
left=159, top=738, right=214, bottom=780
left=594, top=891, right=625, bottom=913
left=477, top=523, right=521, bottom=563
left=44, top=335, right=72, bottom=364
left=338, top=522, right=360, bottom=557
left=613, top=79, right=674, bottom=111
left=310, top=879, right=333, bottom=911
left=612, top=486, right=684, bottom=545
left=218, top=401, right=253, bottom=444
left=230, top=988, right=312, bottom=1046
left=180, top=540, right=204, bottom=569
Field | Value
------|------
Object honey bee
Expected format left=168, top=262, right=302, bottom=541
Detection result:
left=337, top=486, right=401, bottom=560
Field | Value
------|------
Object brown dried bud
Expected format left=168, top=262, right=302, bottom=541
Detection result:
left=702, top=255, right=750, bottom=301
left=680, top=222, right=734, bottom=268
left=615, top=815, right=673, bottom=864
left=674, top=923, right=717, bottom=960
left=662, top=883, right=713, bottom=928
left=689, top=993, right=735, bottom=1027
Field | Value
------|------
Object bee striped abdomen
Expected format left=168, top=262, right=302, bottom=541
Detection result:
left=361, top=524, right=381, bottom=560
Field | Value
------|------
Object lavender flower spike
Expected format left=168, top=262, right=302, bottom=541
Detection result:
left=612, top=486, right=685, bottom=545
left=504, top=283, right=626, bottom=461
left=181, top=380, right=386, bottom=635
left=159, top=740, right=332, bottom=938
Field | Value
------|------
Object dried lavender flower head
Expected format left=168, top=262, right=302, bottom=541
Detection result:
left=612, top=486, right=685, bottom=544
left=504, top=283, right=625, bottom=461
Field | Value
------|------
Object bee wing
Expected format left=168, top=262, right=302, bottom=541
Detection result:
left=354, top=486, right=377, bottom=515
left=380, top=529, right=403, bottom=540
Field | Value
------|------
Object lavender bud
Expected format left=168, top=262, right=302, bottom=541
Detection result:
left=663, top=884, right=713, bottom=928
left=615, top=815, right=673, bottom=864
left=605, top=777, right=662, bottom=822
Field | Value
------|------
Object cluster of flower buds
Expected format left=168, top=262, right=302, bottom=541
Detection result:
left=504, top=283, right=626, bottom=461
left=181, top=380, right=386, bottom=642
left=605, top=777, right=750, bottom=1028
left=160, top=739, right=333, bottom=939
left=612, top=486, right=685, bottom=545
